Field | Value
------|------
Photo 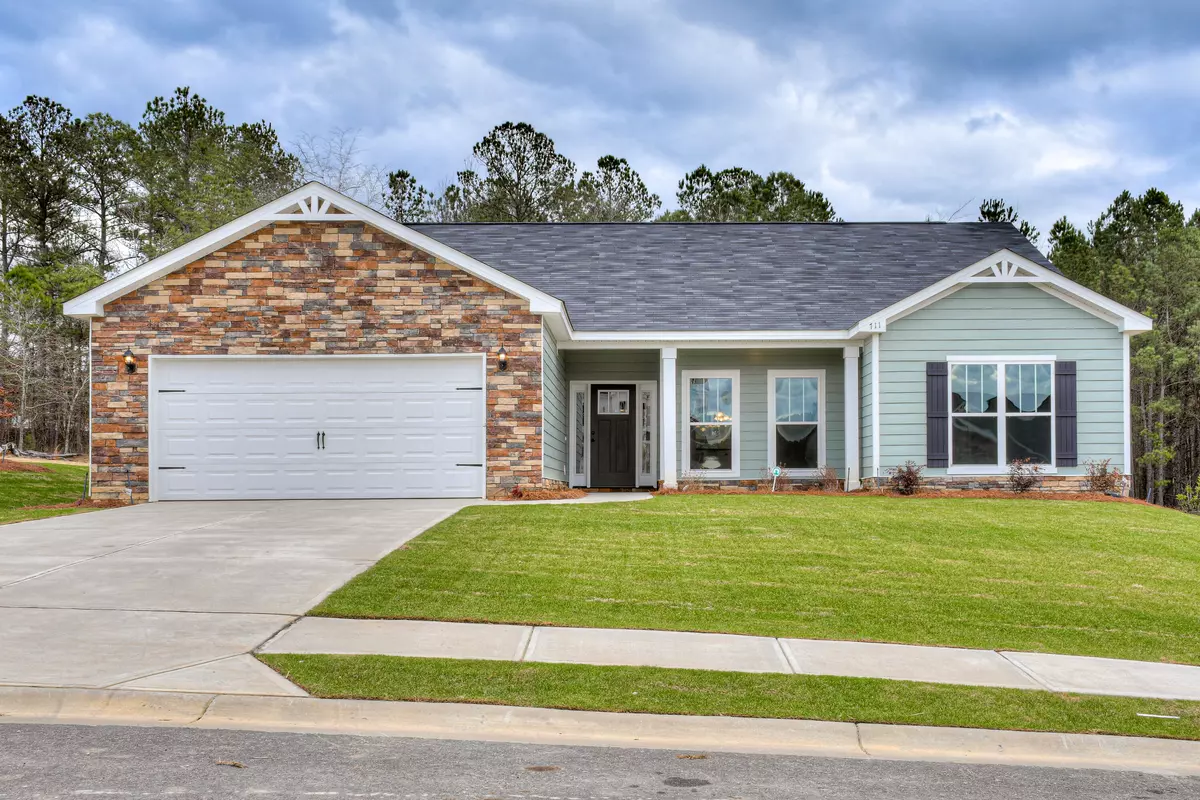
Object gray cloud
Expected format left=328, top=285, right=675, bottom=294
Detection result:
left=1, top=0, right=1197, bottom=244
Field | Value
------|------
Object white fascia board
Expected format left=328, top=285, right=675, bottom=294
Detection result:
left=64, top=181, right=565, bottom=320
left=849, top=249, right=1153, bottom=335
left=567, top=329, right=852, bottom=343
left=560, top=333, right=857, bottom=350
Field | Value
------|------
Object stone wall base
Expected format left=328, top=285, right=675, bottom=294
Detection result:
left=864, top=473, right=1129, bottom=496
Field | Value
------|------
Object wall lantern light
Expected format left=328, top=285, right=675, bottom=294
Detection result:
left=497, top=346, right=509, bottom=372
left=122, top=349, right=137, bottom=374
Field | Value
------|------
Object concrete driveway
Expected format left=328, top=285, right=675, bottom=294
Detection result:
left=0, top=499, right=467, bottom=693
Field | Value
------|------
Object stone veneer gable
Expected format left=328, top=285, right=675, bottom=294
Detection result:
left=90, top=221, right=544, bottom=502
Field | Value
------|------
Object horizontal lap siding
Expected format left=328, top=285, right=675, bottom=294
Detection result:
left=878, top=284, right=1124, bottom=475
left=564, top=350, right=659, bottom=383
left=677, top=349, right=846, bottom=478
left=541, top=323, right=568, bottom=482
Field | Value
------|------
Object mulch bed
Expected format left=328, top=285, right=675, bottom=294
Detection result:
left=655, top=486, right=1146, bottom=504
left=499, top=488, right=590, bottom=501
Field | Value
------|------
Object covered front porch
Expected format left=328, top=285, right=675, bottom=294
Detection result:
left=550, top=344, right=865, bottom=491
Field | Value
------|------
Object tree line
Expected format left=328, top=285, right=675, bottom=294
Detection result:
left=0, top=86, right=1197, bottom=506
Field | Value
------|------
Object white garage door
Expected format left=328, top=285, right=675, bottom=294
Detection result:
left=150, top=356, right=486, bottom=501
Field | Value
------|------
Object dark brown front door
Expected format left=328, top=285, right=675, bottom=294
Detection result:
left=590, top=384, right=637, bottom=488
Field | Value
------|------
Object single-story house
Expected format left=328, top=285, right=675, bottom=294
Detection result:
left=64, top=182, right=1152, bottom=502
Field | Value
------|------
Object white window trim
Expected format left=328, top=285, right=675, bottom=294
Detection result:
left=947, top=357, right=1057, bottom=475
left=682, top=370, right=741, bottom=479
left=766, top=369, right=827, bottom=476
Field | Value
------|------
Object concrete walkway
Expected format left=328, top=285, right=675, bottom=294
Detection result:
left=262, top=618, right=1200, bottom=701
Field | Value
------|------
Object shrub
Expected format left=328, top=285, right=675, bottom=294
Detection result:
left=887, top=461, right=923, bottom=496
left=1007, top=459, right=1043, bottom=493
left=817, top=464, right=841, bottom=492
left=1177, top=475, right=1200, bottom=514
left=677, top=471, right=706, bottom=493
left=1083, top=458, right=1122, bottom=494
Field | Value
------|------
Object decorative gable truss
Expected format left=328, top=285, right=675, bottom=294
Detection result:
left=273, top=191, right=354, bottom=220
left=850, top=249, right=1153, bottom=335
left=965, top=257, right=1041, bottom=282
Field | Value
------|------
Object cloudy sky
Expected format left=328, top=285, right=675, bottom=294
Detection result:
left=2, top=0, right=1198, bottom=245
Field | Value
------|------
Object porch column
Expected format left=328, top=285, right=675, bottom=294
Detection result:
left=843, top=345, right=861, bottom=491
left=660, top=347, right=678, bottom=489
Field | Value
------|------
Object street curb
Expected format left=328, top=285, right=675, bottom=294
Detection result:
left=1, top=685, right=1197, bottom=776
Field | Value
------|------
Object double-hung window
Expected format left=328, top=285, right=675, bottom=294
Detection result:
left=768, top=370, right=825, bottom=472
left=684, top=371, right=739, bottom=476
left=949, top=358, right=1054, bottom=470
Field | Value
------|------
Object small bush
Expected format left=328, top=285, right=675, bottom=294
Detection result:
left=1177, top=475, right=1200, bottom=514
left=817, top=465, right=841, bottom=492
left=677, top=471, right=706, bottom=493
left=1083, top=458, right=1122, bottom=494
left=755, top=466, right=796, bottom=492
left=887, top=461, right=924, bottom=496
left=1007, top=459, right=1043, bottom=493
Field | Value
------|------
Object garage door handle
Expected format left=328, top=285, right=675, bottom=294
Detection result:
left=158, top=466, right=186, bottom=470
left=456, top=463, right=483, bottom=467
left=456, top=387, right=483, bottom=391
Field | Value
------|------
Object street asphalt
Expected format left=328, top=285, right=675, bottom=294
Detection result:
left=0, top=723, right=1196, bottom=800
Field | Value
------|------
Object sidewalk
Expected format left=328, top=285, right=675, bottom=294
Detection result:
left=2, top=685, right=1198, bottom=776
left=259, top=617, right=1200, bottom=701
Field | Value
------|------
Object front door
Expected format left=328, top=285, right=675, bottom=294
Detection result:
left=590, top=384, right=637, bottom=488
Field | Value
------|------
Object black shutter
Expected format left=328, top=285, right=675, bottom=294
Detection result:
left=926, top=362, right=949, bottom=468
left=1056, top=361, right=1078, bottom=467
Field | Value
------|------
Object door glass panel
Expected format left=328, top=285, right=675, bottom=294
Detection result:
left=639, top=388, right=653, bottom=477
left=573, top=389, right=586, bottom=474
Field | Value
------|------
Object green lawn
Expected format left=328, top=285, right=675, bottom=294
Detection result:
left=312, top=494, right=1200, bottom=664
left=260, top=654, right=1200, bottom=741
left=0, top=462, right=91, bottom=524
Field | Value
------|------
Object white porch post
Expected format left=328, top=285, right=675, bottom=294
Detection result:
left=660, top=347, right=678, bottom=489
left=843, top=345, right=861, bottom=491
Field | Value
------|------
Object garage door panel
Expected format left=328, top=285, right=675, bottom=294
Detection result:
left=152, top=357, right=485, bottom=500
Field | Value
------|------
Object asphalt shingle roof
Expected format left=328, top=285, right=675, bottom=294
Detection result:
left=409, top=222, right=1054, bottom=332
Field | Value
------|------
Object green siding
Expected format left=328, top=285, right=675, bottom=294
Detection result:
left=877, top=283, right=1125, bottom=475
left=677, top=349, right=846, bottom=479
left=860, top=338, right=873, bottom=469
left=541, top=323, right=568, bottom=482
left=564, top=349, right=659, bottom=383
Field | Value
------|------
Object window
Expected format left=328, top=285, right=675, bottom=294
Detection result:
left=949, top=359, right=1053, bottom=469
left=596, top=389, right=629, bottom=415
left=768, top=370, right=825, bottom=472
left=684, top=371, right=739, bottom=475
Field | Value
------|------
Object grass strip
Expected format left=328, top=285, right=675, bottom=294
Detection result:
left=0, top=463, right=92, bottom=525
left=260, top=653, right=1200, bottom=741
